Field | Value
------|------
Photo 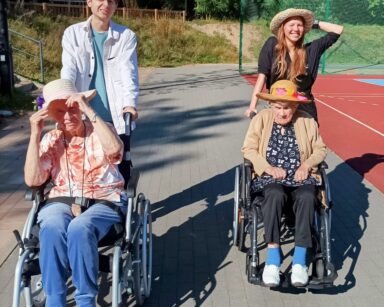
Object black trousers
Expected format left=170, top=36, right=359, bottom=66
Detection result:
left=261, top=183, right=317, bottom=248
left=118, top=134, right=131, bottom=188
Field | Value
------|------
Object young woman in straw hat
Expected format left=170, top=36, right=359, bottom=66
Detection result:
left=242, top=79, right=327, bottom=287
left=244, top=8, right=343, bottom=122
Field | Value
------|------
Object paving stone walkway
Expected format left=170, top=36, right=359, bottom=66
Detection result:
left=1, top=64, right=383, bottom=307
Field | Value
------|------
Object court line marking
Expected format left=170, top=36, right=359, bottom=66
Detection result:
left=316, top=93, right=384, bottom=96
left=315, top=98, right=384, bottom=137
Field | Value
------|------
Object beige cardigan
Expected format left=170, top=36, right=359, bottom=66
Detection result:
left=241, top=108, right=327, bottom=181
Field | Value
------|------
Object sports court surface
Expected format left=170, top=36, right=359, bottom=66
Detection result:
left=243, top=74, right=384, bottom=192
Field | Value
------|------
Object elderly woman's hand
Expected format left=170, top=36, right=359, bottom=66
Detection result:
left=294, top=164, right=311, bottom=182
left=264, top=166, right=287, bottom=180
left=29, top=109, right=49, bottom=136
left=66, top=93, right=88, bottom=113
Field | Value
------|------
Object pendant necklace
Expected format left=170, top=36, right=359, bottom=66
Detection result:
left=64, top=121, right=86, bottom=217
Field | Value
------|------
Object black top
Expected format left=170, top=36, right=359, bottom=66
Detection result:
left=258, top=32, right=340, bottom=100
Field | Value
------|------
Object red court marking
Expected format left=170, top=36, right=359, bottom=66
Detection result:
left=242, top=74, right=384, bottom=192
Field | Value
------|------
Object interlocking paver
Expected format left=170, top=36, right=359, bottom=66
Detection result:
left=1, top=64, right=384, bottom=307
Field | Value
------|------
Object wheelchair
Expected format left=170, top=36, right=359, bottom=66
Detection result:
left=12, top=114, right=152, bottom=307
left=233, top=159, right=338, bottom=289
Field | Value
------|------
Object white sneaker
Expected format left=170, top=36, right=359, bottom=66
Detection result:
left=291, top=264, right=309, bottom=287
left=262, top=264, right=280, bottom=287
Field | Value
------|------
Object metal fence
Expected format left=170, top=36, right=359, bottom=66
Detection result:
left=8, top=29, right=44, bottom=83
left=239, top=0, right=384, bottom=75
left=7, top=2, right=186, bottom=21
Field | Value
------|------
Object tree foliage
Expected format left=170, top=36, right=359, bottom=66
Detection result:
left=194, top=0, right=240, bottom=19
left=129, top=0, right=384, bottom=23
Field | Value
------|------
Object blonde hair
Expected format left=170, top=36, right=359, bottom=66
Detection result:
left=274, top=18, right=307, bottom=82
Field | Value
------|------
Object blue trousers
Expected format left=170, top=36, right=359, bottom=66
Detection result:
left=37, top=201, right=123, bottom=307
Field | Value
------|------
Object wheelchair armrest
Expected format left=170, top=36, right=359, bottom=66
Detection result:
left=126, top=168, right=140, bottom=198
left=318, top=161, right=328, bottom=170
left=243, top=158, right=254, bottom=170
left=25, top=181, right=50, bottom=202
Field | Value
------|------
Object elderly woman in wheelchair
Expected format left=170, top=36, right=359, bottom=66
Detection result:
left=235, top=80, right=336, bottom=288
left=13, top=79, right=152, bottom=307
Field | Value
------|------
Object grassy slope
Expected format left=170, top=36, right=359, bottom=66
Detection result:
left=8, top=14, right=238, bottom=83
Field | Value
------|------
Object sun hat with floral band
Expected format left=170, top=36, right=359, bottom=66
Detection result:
left=42, top=79, right=96, bottom=114
left=270, top=8, right=314, bottom=36
left=257, top=80, right=310, bottom=103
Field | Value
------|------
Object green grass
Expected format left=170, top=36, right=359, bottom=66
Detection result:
left=8, top=14, right=238, bottom=83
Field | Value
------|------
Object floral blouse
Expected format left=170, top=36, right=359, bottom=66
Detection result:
left=251, top=122, right=319, bottom=192
left=39, top=122, right=124, bottom=202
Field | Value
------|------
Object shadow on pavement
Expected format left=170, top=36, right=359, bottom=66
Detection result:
left=145, top=167, right=235, bottom=306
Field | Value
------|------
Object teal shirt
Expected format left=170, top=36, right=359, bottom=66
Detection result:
left=89, top=29, right=112, bottom=122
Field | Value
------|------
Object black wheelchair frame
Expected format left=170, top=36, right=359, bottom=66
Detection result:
left=12, top=114, right=152, bottom=307
left=233, top=160, right=338, bottom=289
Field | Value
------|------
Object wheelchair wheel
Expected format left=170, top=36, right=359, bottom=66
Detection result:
left=133, top=195, right=152, bottom=306
left=30, top=276, right=46, bottom=307
left=141, top=198, right=152, bottom=298
left=233, top=167, right=240, bottom=246
left=133, top=226, right=145, bottom=306
left=237, top=206, right=246, bottom=252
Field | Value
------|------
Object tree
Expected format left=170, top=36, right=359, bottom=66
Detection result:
left=194, top=0, right=240, bottom=19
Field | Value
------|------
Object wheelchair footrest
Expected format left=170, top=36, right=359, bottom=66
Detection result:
left=247, top=266, right=263, bottom=285
left=307, top=277, right=335, bottom=289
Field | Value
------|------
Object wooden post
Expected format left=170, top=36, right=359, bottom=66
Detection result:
left=182, top=10, right=186, bottom=22
left=155, top=9, right=158, bottom=22
left=42, top=2, right=47, bottom=14
left=123, top=7, right=127, bottom=20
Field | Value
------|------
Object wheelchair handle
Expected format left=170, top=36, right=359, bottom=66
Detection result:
left=13, top=230, right=25, bottom=252
left=124, top=112, right=132, bottom=136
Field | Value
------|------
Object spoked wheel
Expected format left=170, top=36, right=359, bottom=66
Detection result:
left=30, top=275, right=46, bottom=307
left=141, top=199, right=152, bottom=298
left=133, top=195, right=152, bottom=306
left=233, top=167, right=240, bottom=246
left=132, top=222, right=144, bottom=306
left=238, top=207, right=246, bottom=252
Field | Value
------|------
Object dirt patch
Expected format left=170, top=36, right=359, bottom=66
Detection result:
left=189, top=23, right=261, bottom=61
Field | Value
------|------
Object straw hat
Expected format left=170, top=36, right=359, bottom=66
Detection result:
left=270, top=8, right=314, bottom=35
left=257, top=80, right=310, bottom=103
left=43, top=79, right=96, bottom=112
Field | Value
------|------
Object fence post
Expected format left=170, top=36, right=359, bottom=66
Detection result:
left=182, top=10, right=185, bottom=22
left=42, top=2, right=47, bottom=14
left=123, top=7, right=127, bottom=20
left=320, top=0, right=331, bottom=74
left=155, top=9, right=157, bottom=22
left=39, top=40, right=44, bottom=83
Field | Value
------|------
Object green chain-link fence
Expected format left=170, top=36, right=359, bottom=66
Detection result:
left=239, top=0, right=384, bottom=75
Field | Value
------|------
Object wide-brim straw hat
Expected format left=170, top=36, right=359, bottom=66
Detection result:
left=43, top=79, right=96, bottom=115
left=270, top=8, right=314, bottom=35
left=257, top=80, right=310, bottom=103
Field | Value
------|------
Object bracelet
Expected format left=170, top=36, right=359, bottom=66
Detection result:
left=312, top=20, right=320, bottom=29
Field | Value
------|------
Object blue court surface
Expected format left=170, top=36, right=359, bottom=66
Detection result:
left=355, top=79, right=384, bottom=86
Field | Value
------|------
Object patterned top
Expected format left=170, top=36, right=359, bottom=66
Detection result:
left=39, top=121, right=124, bottom=202
left=251, top=122, right=319, bottom=192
